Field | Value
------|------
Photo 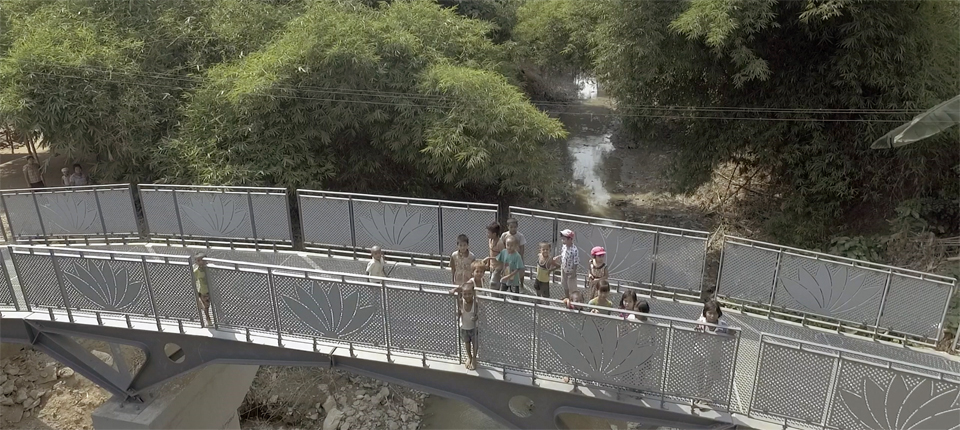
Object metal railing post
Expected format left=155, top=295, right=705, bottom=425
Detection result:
left=348, top=196, right=357, bottom=260
left=659, top=320, right=673, bottom=408
left=767, top=249, right=784, bottom=316
left=725, top=331, right=742, bottom=411
left=382, top=281, right=392, bottom=363
left=266, top=269, right=283, bottom=347
left=437, top=206, right=444, bottom=256
left=48, top=250, right=74, bottom=323
left=29, top=192, right=49, bottom=245
left=873, top=270, right=893, bottom=340
left=649, top=228, right=660, bottom=285
left=819, top=351, right=843, bottom=427
left=140, top=255, right=163, bottom=332
left=714, top=242, right=726, bottom=299
left=170, top=189, right=186, bottom=247
left=92, top=188, right=109, bottom=236
left=246, top=191, right=259, bottom=251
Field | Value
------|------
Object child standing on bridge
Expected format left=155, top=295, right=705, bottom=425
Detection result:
left=366, top=246, right=387, bottom=278
left=486, top=222, right=504, bottom=291
left=450, top=234, right=476, bottom=286
left=193, top=253, right=213, bottom=326
left=449, top=261, right=485, bottom=371
left=554, top=229, right=579, bottom=299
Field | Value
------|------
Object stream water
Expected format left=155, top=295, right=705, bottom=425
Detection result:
left=419, top=77, right=630, bottom=429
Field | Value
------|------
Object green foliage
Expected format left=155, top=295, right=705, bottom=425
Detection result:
left=1, top=0, right=565, bottom=198
left=827, top=236, right=883, bottom=262
left=511, top=0, right=598, bottom=72
left=544, top=0, right=960, bottom=247
left=436, top=0, right=522, bottom=43
left=158, top=0, right=565, bottom=194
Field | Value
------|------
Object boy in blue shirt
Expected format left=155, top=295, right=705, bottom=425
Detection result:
left=485, top=236, right=524, bottom=298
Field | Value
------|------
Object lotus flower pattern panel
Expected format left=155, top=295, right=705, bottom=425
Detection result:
left=557, top=221, right=654, bottom=284
left=275, top=277, right=384, bottom=346
left=775, top=255, right=885, bottom=323
left=38, top=193, right=101, bottom=235
left=537, top=307, right=664, bottom=391
left=61, top=259, right=150, bottom=314
left=353, top=201, right=438, bottom=254
left=831, top=361, right=960, bottom=430
left=178, top=193, right=252, bottom=238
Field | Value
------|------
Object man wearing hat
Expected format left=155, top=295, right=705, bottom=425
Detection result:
left=553, top=229, right=579, bottom=298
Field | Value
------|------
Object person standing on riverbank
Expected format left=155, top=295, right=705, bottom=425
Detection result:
left=23, top=156, right=44, bottom=188
left=68, top=164, right=89, bottom=186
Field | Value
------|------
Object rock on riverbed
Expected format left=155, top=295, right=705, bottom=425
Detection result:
left=239, top=366, right=428, bottom=430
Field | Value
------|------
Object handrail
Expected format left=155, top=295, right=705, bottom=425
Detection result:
left=298, top=189, right=498, bottom=209
left=0, top=183, right=132, bottom=194
left=726, top=236, right=957, bottom=284
left=510, top=206, right=711, bottom=236
left=7, top=244, right=190, bottom=260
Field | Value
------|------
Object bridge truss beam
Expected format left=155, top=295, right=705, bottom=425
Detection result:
left=0, top=318, right=738, bottom=430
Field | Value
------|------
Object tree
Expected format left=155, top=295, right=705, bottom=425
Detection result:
left=158, top=0, right=566, bottom=195
left=1, top=0, right=566, bottom=198
left=518, top=0, right=960, bottom=245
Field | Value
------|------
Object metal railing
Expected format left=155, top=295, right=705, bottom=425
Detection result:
left=6, top=245, right=198, bottom=329
left=0, top=184, right=955, bottom=350
left=509, top=207, right=709, bottom=294
left=0, top=184, right=139, bottom=243
left=749, top=333, right=960, bottom=430
left=0, top=244, right=741, bottom=411
left=298, top=189, right=497, bottom=259
left=138, top=184, right=292, bottom=248
left=715, top=237, right=958, bottom=345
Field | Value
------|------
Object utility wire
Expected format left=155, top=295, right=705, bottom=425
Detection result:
left=23, top=69, right=946, bottom=124
left=24, top=61, right=932, bottom=116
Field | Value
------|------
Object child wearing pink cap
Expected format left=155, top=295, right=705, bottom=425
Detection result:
left=587, top=246, right=608, bottom=299
left=553, top=229, right=579, bottom=299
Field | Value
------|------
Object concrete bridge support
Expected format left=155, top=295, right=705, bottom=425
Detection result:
left=92, top=364, right=258, bottom=430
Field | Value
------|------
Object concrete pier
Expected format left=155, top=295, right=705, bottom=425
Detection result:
left=92, top=364, right=258, bottom=430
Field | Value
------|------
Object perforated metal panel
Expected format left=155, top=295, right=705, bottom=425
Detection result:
left=143, top=259, right=198, bottom=320
left=58, top=257, right=153, bottom=316
left=250, top=193, right=291, bottom=241
left=385, top=288, right=458, bottom=357
left=535, top=306, right=666, bottom=393
left=353, top=200, right=439, bottom=255
left=664, top=328, right=738, bottom=406
left=653, top=234, right=706, bottom=292
left=774, top=254, right=884, bottom=325
left=475, top=298, right=534, bottom=369
left=558, top=220, right=656, bottom=286
left=273, top=276, right=385, bottom=347
left=750, top=339, right=834, bottom=424
left=0, top=249, right=18, bottom=310
left=2, top=193, right=43, bottom=238
left=878, top=274, right=953, bottom=339
left=439, top=206, right=496, bottom=257
left=175, top=191, right=254, bottom=239
left=299, top=195, right=353, bottom=247
left=510, top=212, right=555, bottom=250
left=94, top=188, right=139, bottom=234
left=139, top=189, right=181, bottom=237
left=11, top=252, right=63, bottom=309
left=827, top=359, right=960, bottom=430
left=206, top=267, right=276, bottom=332
left=34, top=192, right=104, bottom=236
left=715, top=242, right=778, bottom=303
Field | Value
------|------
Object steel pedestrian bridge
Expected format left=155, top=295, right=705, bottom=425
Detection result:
left=0, top=184, right=957, bottom=430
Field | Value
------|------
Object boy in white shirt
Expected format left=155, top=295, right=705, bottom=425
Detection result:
left=553, top=229, right=579, bottom=298
left=366, top=246, right=387, bottom=277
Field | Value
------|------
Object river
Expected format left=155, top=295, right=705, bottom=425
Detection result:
left=419, top=77, right=634, bottom=429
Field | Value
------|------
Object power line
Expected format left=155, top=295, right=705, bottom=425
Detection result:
left=22, top=61, right=932, bottom=116
left=21, top=69, right=945, bottom=124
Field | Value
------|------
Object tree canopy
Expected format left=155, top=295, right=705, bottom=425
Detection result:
left=0, top=0, right=565, bottom=197
left=514, top=0, right=960, bottom=244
